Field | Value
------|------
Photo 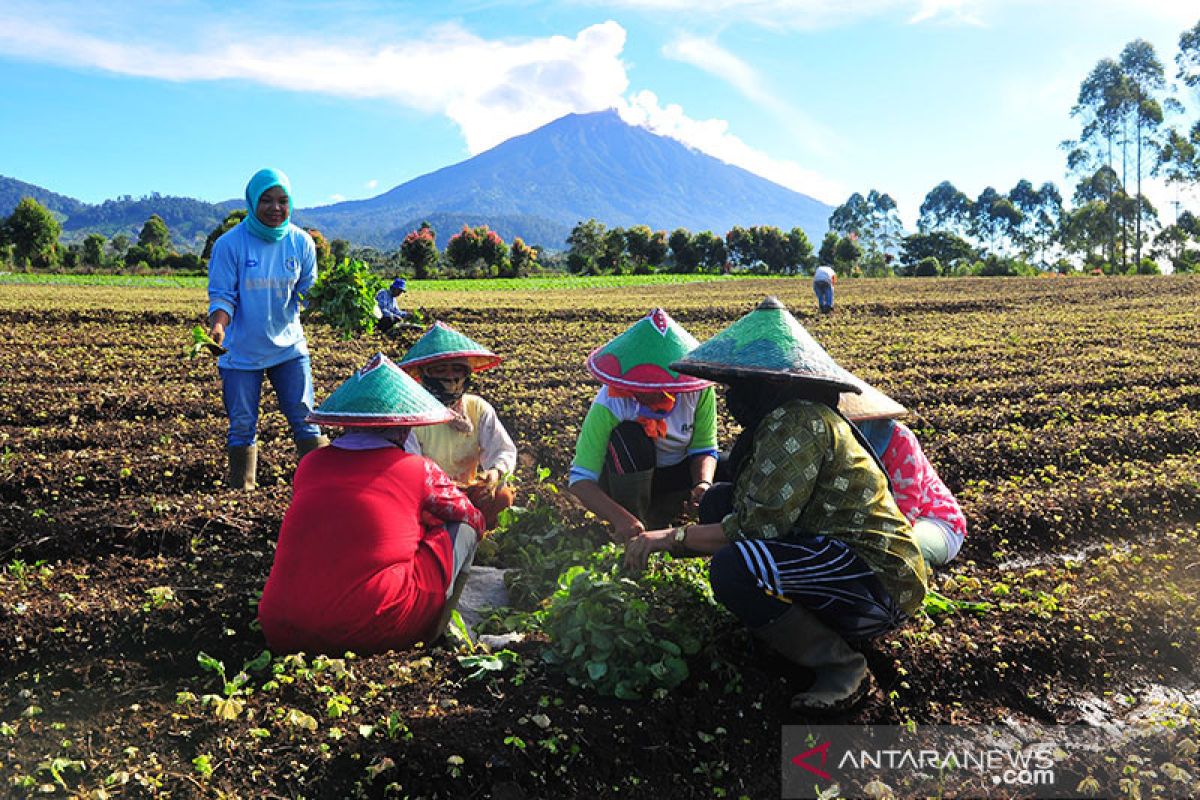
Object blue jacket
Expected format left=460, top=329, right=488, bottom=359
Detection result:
left=207, top=221, right=317, bottom=370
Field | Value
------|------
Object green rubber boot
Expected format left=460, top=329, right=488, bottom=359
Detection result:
left=754, top=605, right=871, bottom=714
left=295, top=435, right=330, bottom=459
left=227, top=444, right=257, bottom=490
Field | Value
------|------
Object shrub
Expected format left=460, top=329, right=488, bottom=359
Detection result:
left=915, top=257, right=940, bottom=277
left=539, top=548, right=719, bottom=700
left=303, top=257, right=385, bottom=338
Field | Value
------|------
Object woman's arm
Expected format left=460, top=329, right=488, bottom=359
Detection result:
left=623, top=522, right=729, bottom=573
left=568, top=479, right=645, bottom=543
left=687, top=453, right=717, bottom=511
left=208, top=309, right=232, bottom=346
left=420, top=459, right=486, bottom=535
left=475, top=401, right=517, bottom=477
left=206, top=235, right=238, bottom=344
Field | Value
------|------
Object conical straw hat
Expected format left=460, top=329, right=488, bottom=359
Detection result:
left=586, top=308, right=712, bottom=393
left=671, top=296, right=860, bottom=393
left=838, top=374, right=908, bottom=421
left=307, top=353, right=455, bottom=427
left=398, top=322, right=502, bottom=374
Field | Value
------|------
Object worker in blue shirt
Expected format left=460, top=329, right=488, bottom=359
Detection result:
left=376, top=278, right=410, bottom=335
left=207, top=168, right=328, bottom=489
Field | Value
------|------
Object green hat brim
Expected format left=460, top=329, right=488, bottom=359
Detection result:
left=307, top=353, right=455, bottom=427
left=398, top=322, right=502, bottom=374
left=671, top=296, right=860, bottom=392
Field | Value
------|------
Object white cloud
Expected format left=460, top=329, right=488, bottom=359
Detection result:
left=585, top=0, right=1195, bottom=28
left=618, top=91, right=846, bottom=203
left=908, top=0, right=981, bottom=26
left=365, top=180, right=379, bottom=190
left=0, top=3, right=841, bottom=202
left=661, top=33, right=839, bottom=157
left=0, top=6, right=628, bottom=155
left=329, top=193, right=347, bottom=202
left=579, top=0, right=983, bottom=29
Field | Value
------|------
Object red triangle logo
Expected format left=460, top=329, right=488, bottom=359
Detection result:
left=790, top=741, right=832, bottom=780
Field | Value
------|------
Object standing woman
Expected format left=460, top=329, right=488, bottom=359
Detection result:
left=624, top=297, right=927, bottom=713
left=207, top=168, right=328, bottom=489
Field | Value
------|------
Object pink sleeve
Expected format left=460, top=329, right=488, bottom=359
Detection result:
left=881, top=425, right=967, bottom=538
left=420, top=459, right=486, bottom=535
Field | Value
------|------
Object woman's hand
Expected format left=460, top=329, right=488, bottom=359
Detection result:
left=208, top=310, right=231, bottom=346
left=623, top=527, right=673, bottom=574
left=480, top=469, right=501, bottom=490
left=611, top=518, right=645, bottom=545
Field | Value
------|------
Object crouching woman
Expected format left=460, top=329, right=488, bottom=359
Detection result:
left=623, top=298, right=928, bottom=714
left=258, top=353, right=485, bottom=655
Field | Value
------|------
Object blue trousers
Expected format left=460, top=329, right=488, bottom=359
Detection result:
left=219, top=355, right=321, bottom=447
left=813, top=281, right=834, bottom=312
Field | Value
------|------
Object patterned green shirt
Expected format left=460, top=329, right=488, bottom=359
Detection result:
left=720, top=400, right=928, bottom=614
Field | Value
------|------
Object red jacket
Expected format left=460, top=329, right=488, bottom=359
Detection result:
left=259, top=446, right=484, bottom=654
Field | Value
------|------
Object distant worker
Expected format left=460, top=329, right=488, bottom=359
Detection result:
left=813, top=265, right=837, bottom=313
left=839, top=382, right=967, bottom=567
left=207, top=167, right=328, bottom=490
left=376, top=278, right=410, bottom=335
left=258, top=353, right=485, bottom=654
left=568, top=308, right=718, bottom=543
left=399, top=322, right=517, bottom=530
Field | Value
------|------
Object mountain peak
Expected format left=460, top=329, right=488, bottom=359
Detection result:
left=299, top=111, right=830, bottom=249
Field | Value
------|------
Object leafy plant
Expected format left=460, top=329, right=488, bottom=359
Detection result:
left=196, top=650, right=271, bottom=720
left=921, top=588, right=993, bottom=617
left=539, top=547, right=719, bottom=700
left=184, top=325, right=226, bottom=359
left=303, top=257, right=386, bottom=338
left=457, top=649, right=521, bottom=681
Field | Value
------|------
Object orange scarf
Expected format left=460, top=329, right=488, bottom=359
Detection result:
left=608, top=388, right=676, bottom=439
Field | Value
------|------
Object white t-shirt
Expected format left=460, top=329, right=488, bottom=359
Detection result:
left=814, top=266, right=836, bottom=285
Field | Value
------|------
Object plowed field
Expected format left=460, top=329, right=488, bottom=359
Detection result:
left=1, top=276, right=1197, bottom=798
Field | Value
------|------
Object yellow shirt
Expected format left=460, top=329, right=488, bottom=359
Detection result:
left=410, top=395, right=516, bottom=484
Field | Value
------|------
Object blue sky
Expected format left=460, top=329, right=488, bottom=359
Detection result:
left=1, top=0, right=1197, bottom=228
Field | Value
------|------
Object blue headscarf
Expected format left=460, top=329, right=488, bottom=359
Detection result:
left=243, top=168, right=293, bottom=242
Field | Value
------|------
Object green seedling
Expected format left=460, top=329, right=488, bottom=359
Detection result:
left=922, top=588, right=993, bottom=617
left=457, top=649, right=521, bottom=681
left=196, top=649, right=271, bottom=720
left=186, top=325, right=227, bottom=359
left=6, top=559, right=49, bottom=590
left=446, top=609, right=475, bottom=652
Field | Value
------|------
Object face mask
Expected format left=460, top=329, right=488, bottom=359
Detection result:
left=724, top=383, right=757, bottom=428
left=422, top=374, right=466, bottom=405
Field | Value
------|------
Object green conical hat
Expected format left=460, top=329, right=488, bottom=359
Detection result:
left=586, top=308, right=711, bottom=392
left=307, top=353, right=454, bottom=427
left=671, top=296, right=861, bottom=393
left=838, top=374, right=908, bottom=421
left=398, top=322, right=502, bottom=374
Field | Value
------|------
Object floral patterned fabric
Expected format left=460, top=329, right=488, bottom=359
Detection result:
left=878, top=421, right=968, bottom=539
left=720, top=400, right=928, bottom=615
